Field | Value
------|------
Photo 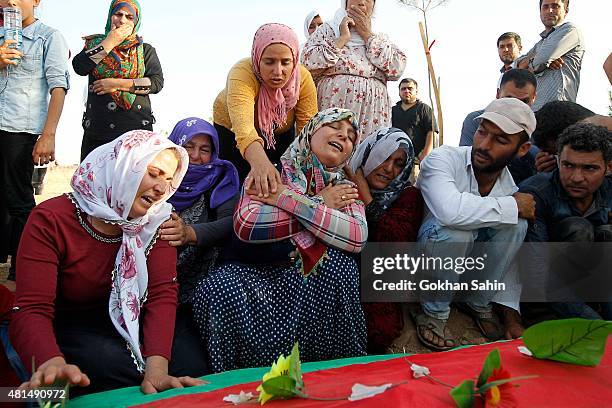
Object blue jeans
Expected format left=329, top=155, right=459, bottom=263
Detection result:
left=0, top=321, right=29, bottom=382
left=417, top=217, right=527, bottom=320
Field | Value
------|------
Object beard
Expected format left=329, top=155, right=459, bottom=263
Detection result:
left=500, top=54, right=515, bottom=64
left=471, top=145, right=520, bottom=173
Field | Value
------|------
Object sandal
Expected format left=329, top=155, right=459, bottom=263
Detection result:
left=456, top=303, right=503, bottom=341
left=412, top=310, right=457, bottom=351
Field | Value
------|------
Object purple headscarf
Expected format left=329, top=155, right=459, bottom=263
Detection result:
left=168, top=117, right=239, bottom=211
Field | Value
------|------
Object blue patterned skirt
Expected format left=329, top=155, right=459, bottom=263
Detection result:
left=192, top=247, right=366, bottom=373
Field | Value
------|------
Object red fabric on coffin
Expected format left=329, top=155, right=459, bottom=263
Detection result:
left=136, top=338, right=612, bottom=408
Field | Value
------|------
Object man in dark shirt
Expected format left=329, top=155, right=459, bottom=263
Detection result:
left=391, top=78, right=437, bottom=163
left=498, top=32, right=522, bottom=74
left=519, top=123, right=612, bottom=320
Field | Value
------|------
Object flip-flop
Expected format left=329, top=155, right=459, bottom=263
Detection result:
left=456, top=303, right=503, bottom=341
left=412, top=310, right=457, bottom=351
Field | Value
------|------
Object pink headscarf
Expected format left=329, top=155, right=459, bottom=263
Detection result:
left=251, top=23, right=301, bottom=150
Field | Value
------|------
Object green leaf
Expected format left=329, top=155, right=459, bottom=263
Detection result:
left=522, top=319, right=612, bottom=366
left=261, top=375, right=297, bottom=399
left=450, top=380, right=475, bottom=408
left=477, top=349, right=501, bottom=387
left=289, top=342, right=304, bottom=390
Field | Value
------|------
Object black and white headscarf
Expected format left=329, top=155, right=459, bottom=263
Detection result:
left=349, top=127, right=414, bottom=211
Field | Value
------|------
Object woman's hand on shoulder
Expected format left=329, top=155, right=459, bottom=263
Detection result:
left=160, top=213, right=197, bottom=247
left=343, top=165, right=372, bottom=205
left=247, top=183, right=288, bottom=206
left=20, top=356, right=90, bottom=390
left=244, top=143, right=283, bottom=199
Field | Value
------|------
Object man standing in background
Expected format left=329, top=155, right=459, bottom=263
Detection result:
left=517, top=0, right=584, bottom=111
left=498, top=32, right=523, bottom=74
left=392, top=78, right=437, bottom=166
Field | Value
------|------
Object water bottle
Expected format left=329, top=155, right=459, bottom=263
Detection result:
left=3, top=7, right=22, bottom=61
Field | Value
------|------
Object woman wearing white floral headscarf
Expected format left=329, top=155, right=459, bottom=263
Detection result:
left=10, top=130, right=208, bottom=395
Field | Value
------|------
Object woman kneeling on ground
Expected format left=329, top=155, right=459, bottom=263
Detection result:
left=193, top=108, right=368, bottom=373
left=10, top=131, right=208, bottom=396
left=160, top=117, right=239, bottom=306
left=346, top=127, right=423, bottom=353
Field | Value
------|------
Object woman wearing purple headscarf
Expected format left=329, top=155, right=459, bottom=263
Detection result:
left=160, top=117, right=239, bottom=305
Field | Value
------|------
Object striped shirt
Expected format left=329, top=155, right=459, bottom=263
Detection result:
left=524, top=21, right=585, bottom=111
left=234, top=189, right=368, bottom=253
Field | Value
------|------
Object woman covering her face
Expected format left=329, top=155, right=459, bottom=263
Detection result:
left=193, top=108, right=368, bottom=373
left=213, top=23, right=318, bottom=199
left=73, top=0, right=164, bottom=161
left=10, top=131, right=209, bottom=396
left=347, top=127, right=424, bottom=353
left=302, top=0, right=407, bottom=142
left=160, top=117, right=240, bottom=305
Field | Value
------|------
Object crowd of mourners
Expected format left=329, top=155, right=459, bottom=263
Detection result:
left=0, top=0, right=611, bottom=397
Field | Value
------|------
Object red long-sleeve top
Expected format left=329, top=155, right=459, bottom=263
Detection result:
left=9, top=194, right=178, bottom=369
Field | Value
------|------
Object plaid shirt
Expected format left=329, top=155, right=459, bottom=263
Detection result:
left=234, top=189, right=368, bottom=253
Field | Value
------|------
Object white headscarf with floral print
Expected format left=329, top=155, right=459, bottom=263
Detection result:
left=70, top=130, right=188, bottom=371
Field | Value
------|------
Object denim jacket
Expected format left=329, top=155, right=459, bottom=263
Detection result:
left=519, top=170, right=612, bottom=242
left=0, top=20, right=70, bottom=135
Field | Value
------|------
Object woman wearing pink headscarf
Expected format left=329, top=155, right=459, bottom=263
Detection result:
left=213, top=23, right=318, bottom=198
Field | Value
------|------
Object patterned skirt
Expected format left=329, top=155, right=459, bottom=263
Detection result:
left=192, top=247, right=366, bottom=373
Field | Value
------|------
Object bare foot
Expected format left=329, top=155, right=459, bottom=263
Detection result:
left=495, top=304, right=524, bottom=339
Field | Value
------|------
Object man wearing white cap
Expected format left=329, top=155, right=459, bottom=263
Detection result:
left=413, top=98, right=536, bottom=351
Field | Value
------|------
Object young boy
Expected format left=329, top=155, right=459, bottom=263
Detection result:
left=0, top=0, right=70, bottom=280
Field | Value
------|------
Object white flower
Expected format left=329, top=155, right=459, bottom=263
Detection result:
left=348, top=383, right=393, bottom=401
left=410, top=363, right=430, bottom=378
left=518, top=346, right=533, bottom=357
left=222, top=391, right=254, bottom=405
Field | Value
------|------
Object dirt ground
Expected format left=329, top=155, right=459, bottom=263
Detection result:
left=1, top=165, right=501, bottom=354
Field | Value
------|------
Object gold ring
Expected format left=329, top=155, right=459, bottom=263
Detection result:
left=341, top=195, right=347, bottom=200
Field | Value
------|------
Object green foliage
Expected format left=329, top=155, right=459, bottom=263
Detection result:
left=450, top=380, right=475, bottom=408
left=476, top=349, right=501, bottom=387
left=261, top=375, right=297, bottom=399
left=289, top=342, right=304, bottom=391
left=523, top=319, right=612, bottom=366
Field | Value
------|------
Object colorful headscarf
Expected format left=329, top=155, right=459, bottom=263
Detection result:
left=303, top=10, right=321, bottom=38
left=70, top=130, right=188, bottom=372
left=251, top=23, right=301, bottom=150
left=168, top=117, right=239, bottom=211
left=84, top=0, right=145, bottom=110
left=350, top=127, right=414, bottom=211
left=280, top=107, right=359, bottom=276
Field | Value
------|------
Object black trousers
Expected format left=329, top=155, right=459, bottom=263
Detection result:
left=215, top=123, right=295, bottom=182
left=0, top=131, right=37, bottom=278
left=54, top=305, right=209, bottom=397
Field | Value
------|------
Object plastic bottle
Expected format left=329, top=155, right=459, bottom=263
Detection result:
left=3, top=7, right=22, bottom=61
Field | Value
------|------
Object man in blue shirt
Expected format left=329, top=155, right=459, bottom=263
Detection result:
left=0, top=0, right=70, bottom=279
left=519, top=123, right=611, bottom=319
